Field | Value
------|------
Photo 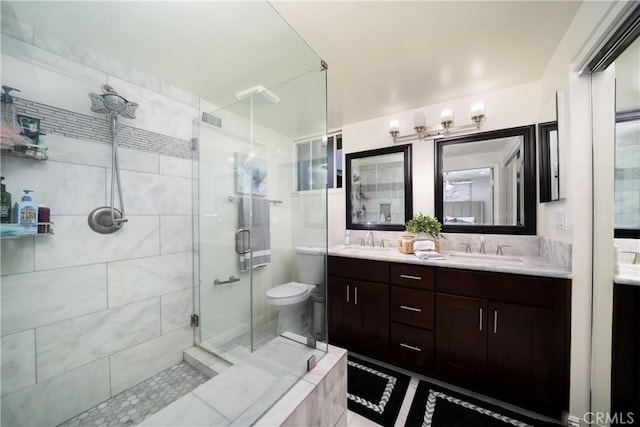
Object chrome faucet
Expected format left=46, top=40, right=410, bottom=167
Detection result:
left=479, top=235, right=486, bottom=254
left=366, top=230, right=375, bottom=247
left=459, top=242, right=471, bottom=253
left=620, top=251, right=640, bottom=264
left=496, top=244, right=511, bottom=256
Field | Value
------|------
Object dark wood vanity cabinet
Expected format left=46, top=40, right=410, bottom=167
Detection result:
left=435, top=268, right=570, bottom=417
left=328, top=257, right=390, bottom=359
left=611, top=283, right=640, bottom=425
left=327, top=256, right=571, bottom=418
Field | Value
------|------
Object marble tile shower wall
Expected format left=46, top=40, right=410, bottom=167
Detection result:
left=0, top=26, right=200, bottom=427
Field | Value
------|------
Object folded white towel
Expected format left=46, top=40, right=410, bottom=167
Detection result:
left=413, top=240, right=435, bottom=251
left=414, top=250, right=445, bottom=260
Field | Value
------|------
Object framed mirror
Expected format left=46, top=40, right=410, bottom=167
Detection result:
left=539, top=121, right=560, bottom=203
left=435, top=125, right=536, bottom=235
left=614, top=109, right=640, bottom=238
left=346, top=144, right=412, bottom=231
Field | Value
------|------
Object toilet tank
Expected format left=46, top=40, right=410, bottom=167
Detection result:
left=296, top=246, right=325, bottom=285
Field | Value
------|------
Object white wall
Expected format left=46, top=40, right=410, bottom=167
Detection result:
left=536, top=2, right=636, bottom=423
left=0, top=25, right=197, bottom=426
left=329, top=81, right=541, bottom=245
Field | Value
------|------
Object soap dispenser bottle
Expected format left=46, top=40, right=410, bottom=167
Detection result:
left=0, top=177, right=11, bottom=223
left=14, top=189, right=38, bottom=234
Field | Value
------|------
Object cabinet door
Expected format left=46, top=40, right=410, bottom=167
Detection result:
left=435, top=294, right=487, bottom=383
left=328, top=276, right=351, bottom=348
left=487, top=301, right=552, bottom=406
left=351, top=280, right=390, bottom=358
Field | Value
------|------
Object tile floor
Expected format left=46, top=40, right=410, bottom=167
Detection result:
left=345, top=352, right=561, bottom=427
left=58, top=362, right=210, bottom=427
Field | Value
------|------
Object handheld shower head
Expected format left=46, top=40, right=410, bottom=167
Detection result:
left=87, top=85, right=139, bottom=234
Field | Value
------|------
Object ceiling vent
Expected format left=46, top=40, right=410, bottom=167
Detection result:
left=201, top=112, right=222, bottom=128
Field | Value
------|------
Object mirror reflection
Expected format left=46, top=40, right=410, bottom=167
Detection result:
left=346, top=144, right=412, bottom=231
left=435, top=125, right=536, bottom=235
left=539, top=121, right=560, bottom=202
left=615, top=110, right=640, bottom=235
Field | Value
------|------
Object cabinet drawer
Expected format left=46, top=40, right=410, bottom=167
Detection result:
left=391, top=287, right=434, bottom=329
left=328, top=256, right=389, bottom=283
left=390, top=263, right=434, bottom=290
left=390, top=322, right=434, bottom=373
left=435, top=268, right=559, bottom=308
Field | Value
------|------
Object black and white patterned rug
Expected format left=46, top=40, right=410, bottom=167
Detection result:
left=405, top=380, right=560, bottom=427
left=347, top=356, right=410, bottom=427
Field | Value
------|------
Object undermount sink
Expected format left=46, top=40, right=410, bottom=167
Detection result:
left=445, top=252, right=524, bottom=263
left=343, top=244, right=395, bottom=251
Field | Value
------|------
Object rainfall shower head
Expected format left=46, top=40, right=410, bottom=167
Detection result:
left=89, top=86, right=139, bottom=119
left=235, top=85, right=280, bottom=104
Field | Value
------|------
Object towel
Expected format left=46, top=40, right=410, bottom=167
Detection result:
left=239, top=196, right=271, bottom=271
left=413, top=240, right=435, bottom=251
left=413, top=239, right=445, bottom=260
left=414, top=250, right=446, bottom=260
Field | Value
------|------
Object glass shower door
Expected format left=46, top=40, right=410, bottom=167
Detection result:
left=192, top=69, right=328, bottom=427
left=196, top=99, right=258, bottom=361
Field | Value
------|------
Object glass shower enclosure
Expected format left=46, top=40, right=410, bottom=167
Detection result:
left=193, top=58, right=329, bottom=397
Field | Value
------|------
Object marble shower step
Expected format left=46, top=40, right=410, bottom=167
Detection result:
left=183, top=346, right=232, bottom=378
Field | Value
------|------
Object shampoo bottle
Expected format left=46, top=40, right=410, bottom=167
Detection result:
left=14, top=189, right=38, bottom=234
left=0, top=177, right=11, bottom=223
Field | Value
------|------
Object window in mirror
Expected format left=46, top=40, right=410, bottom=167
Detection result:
left=615, top=109, right=640, bottom=238
left=296, top=131, right=342, bottom=191
left=346, top=144, right=412, bottom=231
left=539, top=121, right=560, bottom=203
left=435, top=125, right=536, bottom=235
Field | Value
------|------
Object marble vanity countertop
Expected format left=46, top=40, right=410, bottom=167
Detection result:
left=615, top=264, right=640, bottom=286
left=328, top=244, right=573, bottom=279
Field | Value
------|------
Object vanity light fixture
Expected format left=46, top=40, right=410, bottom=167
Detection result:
left=389, top=102, right=486, bottom=143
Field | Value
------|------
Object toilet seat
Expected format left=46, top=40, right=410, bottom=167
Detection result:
left=266, top=282, right=314, bottom=306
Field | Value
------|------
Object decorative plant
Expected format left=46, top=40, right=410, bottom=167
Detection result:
left=405, top=212, right=444, bottom=240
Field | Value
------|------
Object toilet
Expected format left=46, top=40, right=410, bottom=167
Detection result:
left=266, top=246, right=325, bottom=336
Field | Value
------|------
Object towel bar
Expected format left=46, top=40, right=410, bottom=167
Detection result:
left=213, top=275, right=240, bottom=285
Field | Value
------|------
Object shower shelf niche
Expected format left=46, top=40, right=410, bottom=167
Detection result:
left=0, top=222, right=54, bottom=239
left=0, top=141, right=48, bottom=160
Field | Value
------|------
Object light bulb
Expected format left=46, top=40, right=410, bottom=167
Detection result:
left=471, top=102, right=485, bottom=121
left=440, top=109, right=454, bottom=126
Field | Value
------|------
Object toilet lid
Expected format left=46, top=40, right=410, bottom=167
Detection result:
left=266, top=282, right=310, bottom=298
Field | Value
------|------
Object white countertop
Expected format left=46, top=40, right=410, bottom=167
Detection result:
left=615, top=264, right=640, bottom=286
left=328, top=244, right=573, bottom=279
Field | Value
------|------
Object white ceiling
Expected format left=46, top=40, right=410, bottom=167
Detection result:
left=270, top=1, right=583, bottom=129
left=2, top=1, right=582, bottom=134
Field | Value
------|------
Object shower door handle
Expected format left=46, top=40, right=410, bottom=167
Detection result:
left=235, top=228, right=251, bottom=254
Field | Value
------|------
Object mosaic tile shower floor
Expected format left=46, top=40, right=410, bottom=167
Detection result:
left=58, top=361, right=211, bottom=427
